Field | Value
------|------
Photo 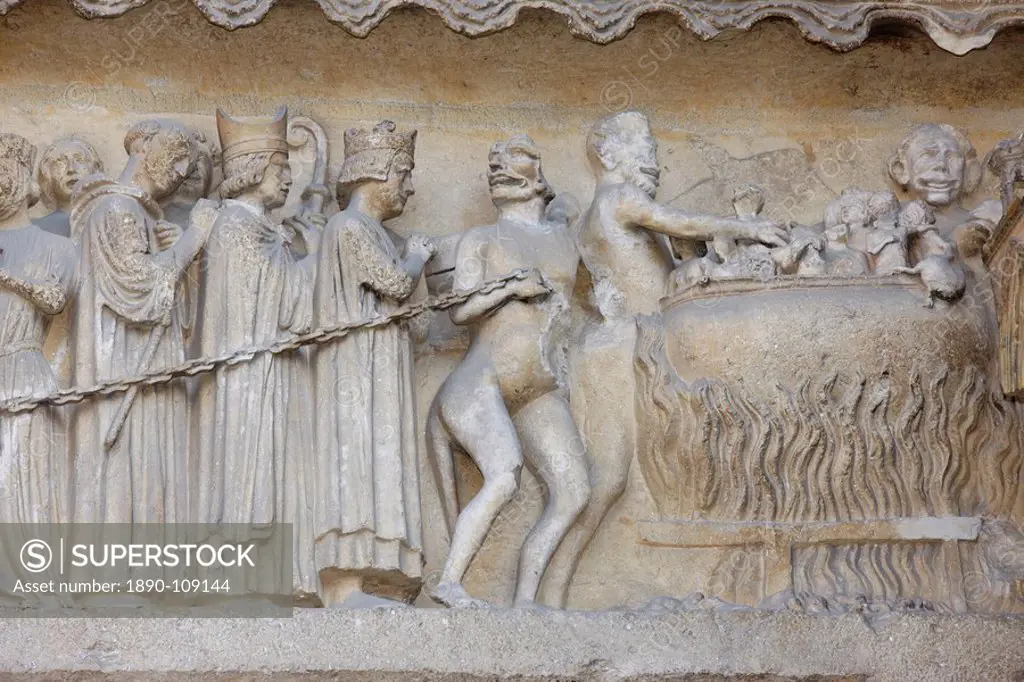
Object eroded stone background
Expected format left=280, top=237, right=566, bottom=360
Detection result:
left=1, top=0, right=1023, bottom=609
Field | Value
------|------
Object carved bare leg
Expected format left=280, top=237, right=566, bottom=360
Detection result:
left=428, top=379, right=524, bottom=608
left=512, top=392, right=591, bottom=608
left=542, top=324, right=635, bottom=607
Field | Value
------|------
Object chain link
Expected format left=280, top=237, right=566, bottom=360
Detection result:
left=0, top=269, right=536, bottom=415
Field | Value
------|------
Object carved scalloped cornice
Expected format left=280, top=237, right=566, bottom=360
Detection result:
left=2, top=0, right=1022, bottom=54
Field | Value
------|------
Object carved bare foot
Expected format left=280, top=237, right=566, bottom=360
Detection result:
left=428, top=581, right=492, bottom=609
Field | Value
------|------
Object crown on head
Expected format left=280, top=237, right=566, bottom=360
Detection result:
left=344, top=121, right=416, bottom=159
left=0, top=133, right=36, bottom=170
left=216, top=106, right=289, bottom=164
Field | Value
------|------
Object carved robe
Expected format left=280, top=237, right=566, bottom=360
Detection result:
left=0, top=224, right=78, bottom=600
left=312, top=209, right=423, bottom=601
left=0, top=225, right=78, bottom=522
left=69, top=179, right=190, bottom=525
left=192, top=200, right=316, bottom=598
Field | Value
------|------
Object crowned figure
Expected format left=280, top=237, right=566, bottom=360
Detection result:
left=312, top=121, right=435, bottom=606
left=192, top=107, right=321, bottom=600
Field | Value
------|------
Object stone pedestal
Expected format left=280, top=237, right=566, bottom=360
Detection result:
left=1, top=610, right=1023, bottom=681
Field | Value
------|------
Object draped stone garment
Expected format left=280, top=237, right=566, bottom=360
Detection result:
left=191, top=200, right=316, bottom=599
left=312, top=209, right=423, bottom=602
left=69, top=180, right=189, bottom=527
left=0, top=224, right=78, bottom=601
left=0, top=224, right=77, bottom=522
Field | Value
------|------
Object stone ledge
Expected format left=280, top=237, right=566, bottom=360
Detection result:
left=1, top=609, right=1023, bottom=681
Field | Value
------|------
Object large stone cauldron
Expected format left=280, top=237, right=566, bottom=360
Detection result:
left=633, top=275, right=1023, bottom=612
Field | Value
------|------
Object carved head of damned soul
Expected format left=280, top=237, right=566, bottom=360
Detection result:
left=38, top=136, right=104, bottom=212
left=216, top=107, right=291, bottom=209
left=487, top=135, right=554, bottom=208
left=338, top=120, right=416, bottom=221
left=0, top=133, right=39, bottom=222
left=888, top=124, right=981, bottom=209
left=124, top=119, right=199, bottom=202
left=587, top=111, right=661, bottom=198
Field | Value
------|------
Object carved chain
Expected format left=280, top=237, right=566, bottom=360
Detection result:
left=0, top=269, right=539, bottom=415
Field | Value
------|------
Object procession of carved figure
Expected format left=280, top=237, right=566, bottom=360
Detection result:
left=426, top=134, right=590, bottom=608
left=0, top=134, right=79, bottom=595
left=312, top=121, right=433, bottom=607
left=68, top=120, right=211, bottom=527
left=192, top=107, right=320, bottom=599
left=0, top=110, right=1021, bottom=613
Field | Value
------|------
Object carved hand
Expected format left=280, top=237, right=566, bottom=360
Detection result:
left=735, top=218, right=789, bottom=247
left=284, top=213, right=325, bottom=254
left=407, top=234, right=437, bottom=262
left=154, top=220, right=183, bottom=251
left=514, top=268, right=553, bottom=300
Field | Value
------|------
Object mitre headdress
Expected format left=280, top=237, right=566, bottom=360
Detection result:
left=216, top=106, right=289, bottom=164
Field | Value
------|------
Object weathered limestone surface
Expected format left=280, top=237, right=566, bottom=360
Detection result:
left=0, top=0, right=1023, bottom=611
left=0, top=610, right=1023, bottom=681
left=0, top=7, right=1022, bottom=681
left=3, top=0, right=1024, bottom=55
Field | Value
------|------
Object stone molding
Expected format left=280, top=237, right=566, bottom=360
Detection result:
left=1, top=0, right=1022, bottom=54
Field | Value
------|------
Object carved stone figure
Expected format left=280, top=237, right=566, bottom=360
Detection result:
left=193, top=108, right=320, bottom=599
left=34, top=136, right=104, bottom=238
left=163, top=129, right=218, bottom=349
left=0, top=134, right=79, bottom=594
left=888, top=123, right=998, bottom=259
left=987, top=131, right=1024, bottom=212
left=312, top=121, right=432, bottom=606
left=69, top=119, right=212, bottom=525
left=542, top=111, right=787, bottom=607
left=893, top=199, right=965, bottom=305
left=697, top=186, right=817, bottom=283
left=631, top=123, right=1022, bottom=615
left=426, top=135, right=589, bottom=609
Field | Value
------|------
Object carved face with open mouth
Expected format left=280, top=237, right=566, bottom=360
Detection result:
left=904, top=128, right=967, bottom=208
left=487, top=135, right=552, bottom=207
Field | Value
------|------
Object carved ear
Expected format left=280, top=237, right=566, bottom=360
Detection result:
left=599, top=143, right=622, bottom=172
left=888, top=152, right=910, bottom=189
left=963, top=156, right=983, bottom=196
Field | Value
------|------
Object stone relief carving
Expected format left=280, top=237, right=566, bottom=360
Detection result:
left=68, top=119, right=212, bottom=526
left=634, top=120, right=1023, bottom=613
left=0, top=134, right=78, bottom=594
left=5, top=0, right=1023, bottom=54
left=313, top=121, right=431, bottom=607
left=192, top=107, right=320, bottom=600
left=426, top=135, right=589, bottom=609
left=34, top=137, right=104, bottom=239
left=0, top=111, right=1021, bottom=615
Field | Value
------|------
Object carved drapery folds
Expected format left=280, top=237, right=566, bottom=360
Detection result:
left=2, top=0, right=1023, bottom=54
left=0, top=110, right=1022, bottom=615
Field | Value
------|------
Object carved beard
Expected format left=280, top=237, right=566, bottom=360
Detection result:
left=624, top=164, right=658, bottom=198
